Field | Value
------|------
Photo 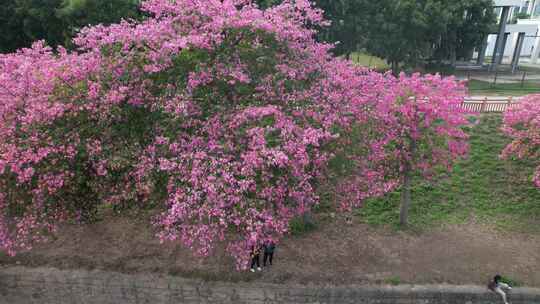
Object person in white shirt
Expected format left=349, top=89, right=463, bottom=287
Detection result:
left=488, top=274, right=512, bottom=304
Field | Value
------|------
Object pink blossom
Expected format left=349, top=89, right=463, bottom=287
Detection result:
left=0, top=0, right=470, bottom=269
left=502, top=94, right=540, bottom=188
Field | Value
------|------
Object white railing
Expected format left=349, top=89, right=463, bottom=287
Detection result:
left=462, top=96, right=520, bottom=112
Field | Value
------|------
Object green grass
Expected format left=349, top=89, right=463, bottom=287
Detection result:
left=350, top=52, right=390, bottom=70
left=467, top=79, right=540, bottom=96
left=384, top=276, right=402, bottom=285
left=500, top=275, right=523, bottom=287
left=358, top=114, right=540, bottom=231
left=289, top=213, right=318, bottom=236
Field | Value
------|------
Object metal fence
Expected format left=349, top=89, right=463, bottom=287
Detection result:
left=459, top=67, right=540, bottom=92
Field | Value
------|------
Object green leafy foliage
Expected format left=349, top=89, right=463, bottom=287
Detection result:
left=289, top=213, right=318, bottom=236
left=0, top=0, right=141, bottom=53
left=384, top=276, right=402, bottom=285
left=431, top=0, right=496, bottom=64
left=255, top=0, right=495, bottom=73
left=500, top=275, right=523, bottom=287
left=0, top=0, right=65, bottom=52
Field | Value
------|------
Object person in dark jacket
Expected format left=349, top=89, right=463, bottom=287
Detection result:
left=250, top=245, right=262, bottom=272
left=263, top=240, right=276, bottom=267
left=488, top=274, right=512, bottom=304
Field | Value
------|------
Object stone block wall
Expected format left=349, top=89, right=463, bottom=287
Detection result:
left=1, top=267, right=539, bottom=304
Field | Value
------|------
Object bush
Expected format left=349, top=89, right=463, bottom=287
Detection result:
left=289, top=213, right=317, bottom=236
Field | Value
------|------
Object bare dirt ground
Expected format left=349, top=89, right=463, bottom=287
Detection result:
left=1, top=212, right=539, bottom=287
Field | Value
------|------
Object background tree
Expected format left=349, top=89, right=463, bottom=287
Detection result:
left=0, top=1, right=27, bottom=53
left=255, top=0, right=281, bottom=8
left=0, top=0, right=140, bottom=53
left=57, top=0, right=141, bottom=44
left=363, top=0, right=448, bottom=74
left=314, top=0, right=370, bottom=58
left=0, top=0, right=65, bottom=53
left=432, top=0, right=495, bottom=65
left=255, top=0, right=369, bottom=57
left=252, top=0, right=495, bottom=72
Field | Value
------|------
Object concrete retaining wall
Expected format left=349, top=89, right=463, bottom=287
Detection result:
left=1, top=266, right=540, bottom=304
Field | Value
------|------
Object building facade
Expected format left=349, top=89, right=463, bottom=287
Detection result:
left=515, top=0, right=540, bottom=17
left=480, top=0, right=540, bottom=67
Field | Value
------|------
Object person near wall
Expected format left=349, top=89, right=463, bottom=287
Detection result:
left=250, top=245, right=262, bottom=272
left=263, top=240, right=276, bottom=267
left=488, top=274, right=512, bottom=304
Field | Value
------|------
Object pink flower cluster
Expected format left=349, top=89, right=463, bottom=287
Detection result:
left=502, top=94, right=540, bottom=187
left=310, top=67, right=470, bottom=211
left=0, top=0, right=470, bottom=268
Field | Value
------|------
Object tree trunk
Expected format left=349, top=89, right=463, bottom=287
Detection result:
left=449, top=30, right=457, bottom=67
left=399, top=165, right=412, bottom=226
left=450, top=47, right=457, bottom=68
left=399, top=139, right=416, bottom=226
left=391, top=60, right=399, bottom=76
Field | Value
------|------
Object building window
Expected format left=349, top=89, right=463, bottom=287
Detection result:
left=535, top=3, right=540, bottom=17
left=522, top=1, right=530, bottom=14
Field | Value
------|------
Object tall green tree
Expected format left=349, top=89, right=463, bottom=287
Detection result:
left=357, top=0, right=494, bottom=73
left=0, top=0, right=141, bottom=53
left=364, top=0, right=449, bottom=74
left=255, top=0, right=370, bottom=57
left=314, top=0, right=370, bottom=57
left=255, top=0, right=281, bottom=8
left=0, top=1, right=25, bottom=53
left=433, top=0, right=495, bottom=65
left=57, top=0, right=141, bottom=30
left=57, top=0, right=142, bottom=48
left=0, top=0, right=65, bottom=53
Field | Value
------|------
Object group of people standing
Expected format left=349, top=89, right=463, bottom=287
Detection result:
left=250, top=240, right=276, bottom=272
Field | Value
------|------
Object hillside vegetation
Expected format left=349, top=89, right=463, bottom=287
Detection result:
left=3, top=114, right=540, bottom=287
left=359, top=114, right=540, bottom=231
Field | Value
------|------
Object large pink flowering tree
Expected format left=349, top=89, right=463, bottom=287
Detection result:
left=379, top=74, right=469, bottom=226
left=0, top=0, right=469, bottom=267
left=0, top=0, right=354, bottom=267
left=502, top=94, right=540, bottom=188
left=337, top=73, right=470, bottom=226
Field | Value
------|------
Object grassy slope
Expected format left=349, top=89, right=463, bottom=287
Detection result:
left=358, top=114, right=540, bottom=231
left=350, top=52, right=389, bottom=70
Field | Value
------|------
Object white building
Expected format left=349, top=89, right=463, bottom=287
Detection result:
left=478, top=0, right=521, bottom=70
left=514, top=0, right=540, bottom=17
left=475, top=0, right=540, bottom=69
left=483, top=0, right=540, bottom=64
left=484, top=22, right=539, bottom=59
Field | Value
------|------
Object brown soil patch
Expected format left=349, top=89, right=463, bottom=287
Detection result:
left=1, top=213, right=539, bottom=286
